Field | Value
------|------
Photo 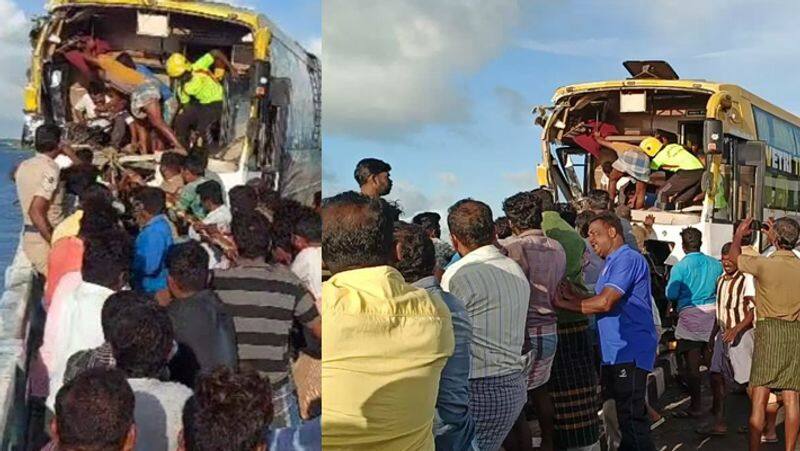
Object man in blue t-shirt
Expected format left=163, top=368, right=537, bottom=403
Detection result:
left=556, top=212, right=657, bottom=451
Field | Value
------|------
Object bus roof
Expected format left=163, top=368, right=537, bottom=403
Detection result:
left=554, top=79, right=800, bottom=126
left=47, top=0, right=267, bottom=31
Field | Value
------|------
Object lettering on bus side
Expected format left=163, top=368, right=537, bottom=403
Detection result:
left=767, top=147, right=800, bottom=176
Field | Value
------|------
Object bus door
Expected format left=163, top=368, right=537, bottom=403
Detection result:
left=734, top=140, right=766, bottom=248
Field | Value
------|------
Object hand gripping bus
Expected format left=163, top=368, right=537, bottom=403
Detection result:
left=534, top=60, right=800, bottom=265
left=22, top=0, right=321, bottom=205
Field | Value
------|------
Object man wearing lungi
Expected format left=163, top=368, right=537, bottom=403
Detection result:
left=731, top=217, right=800, bottom=451
left=556, top=212, right=657, bottom=451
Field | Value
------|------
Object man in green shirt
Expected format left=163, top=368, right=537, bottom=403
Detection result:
left=166, top=50, right=234, bottom=151
left=640, top=136, right=705, bottom=208
left=177, top=154, right=209, bottom=219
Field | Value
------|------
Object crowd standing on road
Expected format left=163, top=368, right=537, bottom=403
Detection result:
left=322, top=157, right=800, bottom=451
left=15, top=124, right=322, bottom=450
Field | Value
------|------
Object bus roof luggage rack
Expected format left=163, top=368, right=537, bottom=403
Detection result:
left=623, top=60, right=679, bottom=80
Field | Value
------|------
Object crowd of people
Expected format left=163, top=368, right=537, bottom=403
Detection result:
left=322, top=157, right=800, bottom=451
left=14, top=123, right=322, bottom=450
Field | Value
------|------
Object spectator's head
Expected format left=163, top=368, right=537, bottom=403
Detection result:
left=231, top=212, right=272, bottom=260
left=720, top=242, right=737, bottom=275
left=197, top=180, right=224, bottom=213
left=80, top=183, right=113, bottom=208
left=556, top=202, right=578, bottom=228
left=614, top=204, right=632, bottom=221
left=130, top=187, right=166, bottom=227
left=291, top=210, right=321, bottom=251
left=79, top=200, right=119, bottom=237
left=82, top=230, right=132, bottom=290
left=53, top=368, right=135, bottom=451
left=354, top=158, right=392, bottom=198
left=160, top=152, right=186, bottom=179
left=412, top=212, right=442, bottom=239
left=182, top=154, right=206, bottom=183
left=228, top=185, right=258, bottom=217
left=575, top=210, right=594, bottom=238
left=108, top=301, right=174, bottom=379
left=76, top=148, right=94, bottom=166
left=586, top=190, right=611, bottom=212
left=733, top=219, right=754, bottom=246
left=447, top=199, right=494, bottom=256
left=101, top=291, right=149, bottom=348
left=503, top=191, right=542, bottom=233
left=180, top=367, right=272, bottom=451
left=167, top=241, right=210, bottom=298
left=530, top=188, right=555, bottom=212
left=35, top=123, right=61, bottom=155
left=494, top=216, right=512, bottom=239
left=322, top=191, right=393, bottom=274
left=681, top=227, right=702, bottom=253
left=393, top=223, right=436, bottom=283
left=772, top=217, right=800, bottom=251
left=64, top=164, right=101, bottom=197
left=587, top=212, right=625, bottom=258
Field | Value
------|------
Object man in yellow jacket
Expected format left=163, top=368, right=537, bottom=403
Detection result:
left=640, top=136, right=705, bottom=209
left=166, top=50, right=234, bottom=151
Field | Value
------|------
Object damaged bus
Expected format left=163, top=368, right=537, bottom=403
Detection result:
left=22, top=0, right=321, bottom=205
left=535, top=60, right=800, bottom=263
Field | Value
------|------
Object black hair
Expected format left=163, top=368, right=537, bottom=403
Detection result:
left=447, top=199, right=495, bottom=248
left=733, top=219, right=753, bottom=246
left=354, top=158, right=391, bottom=186
left=131, top=186, right=166, bottom=216
left=184, top=154, right=206, bottom=176
left=681, top=227, right=702, bottom=252
left=231, top=212, right=272, bottom=260
left=588, top=211, right=625, bottom=238
left=160, top=151, right=186, bottom=173
left=586, top=190, right=611, bottom=211
left=774, top=217, right=800, bottom=250
left=575, top=210, right=595, bottom=238
left=80, top=183, right=113, bottom=207
left=503, top=191, right=542, bottom=231
left=81, top=229, right=132, bottom=288
left=556, top=202, right=577, bottom=228
left=108, top=302, right=174, bottom=379
left=721, top=242, right=732, bottom=256
left=55, top=368, right=134, bottom=451
left=167, top=241, right=209, bottom=292
left=412, top=212, right=442, bottom=238
left=322, top=191, right=393, bottom=273
left=115, top=52, right=136, bottom=69
left=293, top=210, right=321, bottom=242
left=393, top=223, right=436, bottom=283
left=530, top=188, right=555, bottom=212
left=76, top=148, right=94, bottom=165
left=228, top=185, right=258, bottom=217
left=101, top=291, right=150, bottom=343
left=196, top=180, right=223, bottom=206
left=79, top=202, right=119, bottom=237
left=182, top=367, right=273, bottom=451
left=35, top=123, right=61, bottom=154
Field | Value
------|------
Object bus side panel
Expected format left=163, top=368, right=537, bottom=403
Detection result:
left=267, top=38, right=321, bottom=205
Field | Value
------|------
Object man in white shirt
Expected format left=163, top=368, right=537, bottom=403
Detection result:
left=190, top=180, right=232, bottom=269
left=45, top=228, right=132, bottom=411
left=290, top=212, right=321, bottom=305
left=442, top=199, right=530, bottom=451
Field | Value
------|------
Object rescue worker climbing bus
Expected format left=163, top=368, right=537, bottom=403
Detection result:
left=22, top=0, right=321, bottom=205
left=534, top=60, right=800, bottom=263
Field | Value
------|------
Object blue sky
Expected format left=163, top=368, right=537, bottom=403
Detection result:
left=323, top=0, right=800, bottom=229
left=0, top=0, right=320, bottom=137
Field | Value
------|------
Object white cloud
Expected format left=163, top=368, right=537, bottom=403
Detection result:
left=437, top=171, right=458, bottom=187
left=323, top=0, right=522, bottom=140
left=503, top=171, right=537, bottom=191
left=494, top=86, right=530, bottom=125
left=0, top=0, right=30, bottom=137
left=304, top=36, right=321, bottom=57
left=519, top=37, right=622, bottom=57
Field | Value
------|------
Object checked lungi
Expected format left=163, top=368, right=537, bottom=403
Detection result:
left=469, top=371, right=527, bottom=451
left=548, top=320, right=601, bottom=449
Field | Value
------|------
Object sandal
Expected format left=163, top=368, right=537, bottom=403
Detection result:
left=761, top=436, right=779, bottom=444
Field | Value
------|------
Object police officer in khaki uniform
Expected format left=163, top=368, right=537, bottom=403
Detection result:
left=15, top=124, right=72, bottom=277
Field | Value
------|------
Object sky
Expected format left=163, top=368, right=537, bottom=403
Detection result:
left=0, top=0, right=321, bottom=138
left=323, top=0, right=800, bottom=233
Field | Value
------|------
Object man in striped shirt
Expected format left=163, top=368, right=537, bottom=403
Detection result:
left=213, top=212, right=321, bottom=428
left=442, top=199, right=530, bottom=451
left=705, top=242, right=756, bottom=436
